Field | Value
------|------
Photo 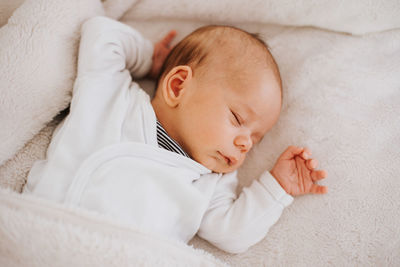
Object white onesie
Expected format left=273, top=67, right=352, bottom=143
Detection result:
left=24, top=16, right=293, bottom=254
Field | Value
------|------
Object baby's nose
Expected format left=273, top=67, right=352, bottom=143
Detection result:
left=234, top=135, right=253, bottom=153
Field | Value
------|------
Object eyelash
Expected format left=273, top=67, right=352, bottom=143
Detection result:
left=231, top=110, right=241, bottom=126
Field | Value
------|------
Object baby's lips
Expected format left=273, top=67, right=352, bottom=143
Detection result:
left=218, top=151, right=238, bottom=166
left=227, top=156, right=238, bottom=165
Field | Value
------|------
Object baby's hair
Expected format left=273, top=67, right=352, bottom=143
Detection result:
left=155, top=25, right=282, bottom=97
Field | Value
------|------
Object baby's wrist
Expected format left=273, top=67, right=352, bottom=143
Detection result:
left=269, top=170, right=289, bottom=194
left=262, top=171, right=294, bottom=206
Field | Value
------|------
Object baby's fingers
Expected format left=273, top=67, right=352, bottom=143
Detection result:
left=300, top=147, right=312, bottom=160
left=311, top=169, right=327, bottom=181
left=280, top=146, right=304, bottom=160
left=161, top=30, right=177, bottom=47
left=306, top=159, right=318, bottom=170
left=310, top=184, right=328, bottom=194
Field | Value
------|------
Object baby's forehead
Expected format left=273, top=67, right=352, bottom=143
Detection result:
left=194, top=27, right=281, bottom=94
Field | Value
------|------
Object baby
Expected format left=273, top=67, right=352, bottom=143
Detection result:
left=24, top=16, right=327, bottom=254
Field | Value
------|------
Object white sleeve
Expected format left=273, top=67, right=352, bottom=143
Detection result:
left=43, top=17, right=153, bottom=170
left=197, top=171, right=293, bottom=254
left=67, top=16, right=153, bottom=145
left=77, top=16, right=153, bottom=85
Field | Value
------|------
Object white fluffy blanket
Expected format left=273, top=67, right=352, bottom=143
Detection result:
left=1, top=0, right=399, bottom=266
left=0, top=187, right=227, bottom=266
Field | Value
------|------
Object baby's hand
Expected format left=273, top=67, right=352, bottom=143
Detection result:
left=147, top=30, right=177, bottom=80
left=270, top=146, right=328, bottom=196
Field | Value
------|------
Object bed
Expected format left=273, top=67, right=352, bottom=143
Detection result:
left=1, top=0, right=399, bottom=266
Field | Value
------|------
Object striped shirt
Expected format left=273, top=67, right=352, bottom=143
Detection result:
left=156, top=120, right=190, bottom=158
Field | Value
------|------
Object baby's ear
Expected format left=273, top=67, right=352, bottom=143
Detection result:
left=162, top=65, right=192, bottom=107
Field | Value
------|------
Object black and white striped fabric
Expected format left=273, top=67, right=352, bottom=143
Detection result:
left=156, top=120, right=190, bottom=158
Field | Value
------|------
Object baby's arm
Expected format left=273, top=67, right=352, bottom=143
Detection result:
left=46, top=17, right=155, bottom=169
left=197, top=170, right=293, bottom=254
left=78, top=16, right=175, bottom=82
left=77, top=16, right=154, bottom=80
left=198, top=146, right=328, bottom=254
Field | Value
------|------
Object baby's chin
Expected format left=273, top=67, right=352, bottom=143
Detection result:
left=211, top=165, right=238, bottom=174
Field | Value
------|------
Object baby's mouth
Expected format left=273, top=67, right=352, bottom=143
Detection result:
left=218, top=151, right=238, bottom=166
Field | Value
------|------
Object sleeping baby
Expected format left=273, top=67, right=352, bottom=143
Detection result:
left=24, top=16, right=327, bottom=253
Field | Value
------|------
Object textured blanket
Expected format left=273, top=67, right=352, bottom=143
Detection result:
left=1, top=0, right=399, bottom=266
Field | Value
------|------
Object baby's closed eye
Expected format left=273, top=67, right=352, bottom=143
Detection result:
left=230, top=109, right=242, bottom=126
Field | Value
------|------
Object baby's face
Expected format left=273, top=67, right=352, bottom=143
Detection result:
left=175, top=61, right=282, bottom=173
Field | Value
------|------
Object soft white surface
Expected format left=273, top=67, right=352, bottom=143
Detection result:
left=0, top=188, right=227, bottom=267
left=0, top=0, right=104, bottom=165
left=0, top=0, right=399, bottom=266
left=122, top=0, right=400, bottom=35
